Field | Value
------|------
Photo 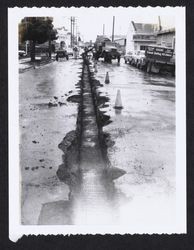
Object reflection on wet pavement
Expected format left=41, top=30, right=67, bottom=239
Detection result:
left=20, top=60, right=81, bottom=225
left=20, top=58, right=176, bottom=228
left=38, top=61, right=126, bottom=225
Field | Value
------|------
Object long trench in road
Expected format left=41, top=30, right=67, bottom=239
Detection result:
left=38, top=59, right=125, bottom=225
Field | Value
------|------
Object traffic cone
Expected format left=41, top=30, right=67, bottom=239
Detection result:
left=114, top=90, right=123, bottom=109
left=105, top=72, right=110, bottom=84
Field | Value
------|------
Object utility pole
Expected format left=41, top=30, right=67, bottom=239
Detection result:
left=70, top=16, right=77, bottom=47
left=112, top=16, right=115, bottom=42
left=158, top=16, right=162, bottom=31
left=24, top=17, right=28, bottom=54
left=72, top=17, right=75, bottom=47
left=103, top=24, right=105, bottom=36
left=76, top=24, right=78, bottom=45
left=70, top=17, right=73, bottom=48
left=48, top=30, right=51, bottom=58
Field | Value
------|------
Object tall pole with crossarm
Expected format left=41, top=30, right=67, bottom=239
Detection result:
left=112, top=16, right=115, bottom=42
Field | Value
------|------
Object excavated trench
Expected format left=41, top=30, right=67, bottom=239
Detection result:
left=38, top=59, right=125, bottom=225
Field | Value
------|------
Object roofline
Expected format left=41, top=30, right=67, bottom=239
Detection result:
left=133, top=22, right=158, bottom=25
left=147, top=44, right=174, bottom=49
left=131, top=21, right=159, bottom=33
left=114, top=37, right=126, bottom=41
left=157, top=28, right=175, bottom=35
left=131, top=21, right=137, bottom=31
left=133, top=33, right=157, bottom=35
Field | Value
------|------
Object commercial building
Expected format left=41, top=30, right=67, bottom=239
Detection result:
left=126, top=21, right=158, bottom=52
left=55, top=27, right=71, bottom=49
left=156, top=28, right=175, bottom=49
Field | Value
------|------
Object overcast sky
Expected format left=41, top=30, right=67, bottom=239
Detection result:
left=52, top=8, right=175, bottom=42
left=17, top=7, right=176, bottom=42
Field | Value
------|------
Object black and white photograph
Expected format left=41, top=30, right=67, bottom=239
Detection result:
left=8, top=7, right=186, bottom=241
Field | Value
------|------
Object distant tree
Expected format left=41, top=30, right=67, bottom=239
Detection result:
left=51, top=44, right=55, bottom=53
left=48, top=28, right=58, bottom=58
left=21, top=17, right=58, bottom=61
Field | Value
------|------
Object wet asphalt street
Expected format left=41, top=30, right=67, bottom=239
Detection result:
left=19, top=57, right=175, bottom=230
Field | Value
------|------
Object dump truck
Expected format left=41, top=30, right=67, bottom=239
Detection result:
left=142, top=45, right=175, bottom=75
left=55, top=49, right=69, bottom=61
left=94, top=35, right=121, bottom=63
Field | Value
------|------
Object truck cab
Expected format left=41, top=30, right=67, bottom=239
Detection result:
left=94, top=36, right=121, bottom=63
left=56, top=49, right=69, bottom=61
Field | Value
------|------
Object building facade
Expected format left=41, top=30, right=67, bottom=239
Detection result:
left=126, top=21, right=158, bottom=53
left=156, top=28, right=175, bottom=50
left=55, top=27, right=71, bottom=49
left=114, top=36, right=126, bottom=55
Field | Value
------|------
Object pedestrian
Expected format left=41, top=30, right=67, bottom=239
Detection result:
left=73, top=47, right=78, bottom=59
left=82, top=46, right=94, bottom=63
left=117, top=54, right=121, bottom=64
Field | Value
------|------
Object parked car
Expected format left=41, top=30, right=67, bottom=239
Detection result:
left=56, top=49, right=69, bottom=61
left=135, top=51, right=146, bottom=69
left=66, top=48, right=73, bottom=56
left=124, top=51, right=133, bottom=64
left=131, top=50, right=145, bottom=67
left=18, top=50, right=27, bottom=58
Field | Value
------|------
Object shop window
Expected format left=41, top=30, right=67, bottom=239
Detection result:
left=140, top=45, right=146, bottom=51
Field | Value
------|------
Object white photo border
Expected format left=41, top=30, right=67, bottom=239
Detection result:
left=8, top=6, right=186, bottom=242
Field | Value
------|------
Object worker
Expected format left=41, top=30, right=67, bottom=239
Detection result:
left=73, top=47, right=78, bottom=59
left=117, top=54, right=121, bottom=64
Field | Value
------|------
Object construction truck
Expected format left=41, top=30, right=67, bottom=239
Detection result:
left=94, top=35, right=121, bottom=63
left=143, top=45, right=175, bottom=75
left=55, top=49, right=69, bottom=61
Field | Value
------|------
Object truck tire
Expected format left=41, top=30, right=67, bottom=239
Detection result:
left=147, top=62, right=152, bottom=73
left=104, top=53, right=112, bottom=63
left=108, top=54, right=112, bottom=63
left=104, top=53, right=108, bottom=63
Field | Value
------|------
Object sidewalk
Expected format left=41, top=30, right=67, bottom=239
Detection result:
left=19, top=56, right=55, bottom=73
